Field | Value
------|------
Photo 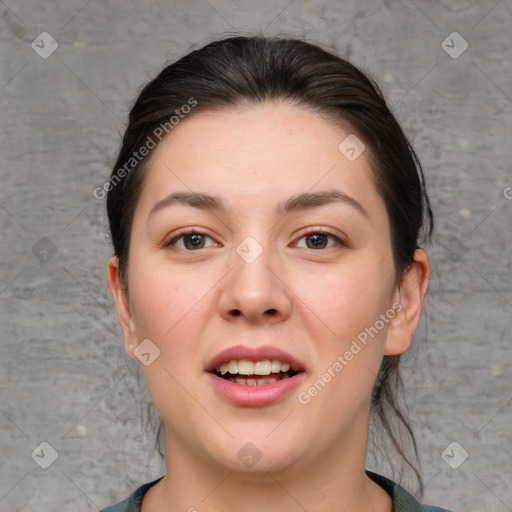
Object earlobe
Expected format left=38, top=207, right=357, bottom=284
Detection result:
left=384, top=249, right=430, bottom=356
left=107, top=255, right=139, bottom=359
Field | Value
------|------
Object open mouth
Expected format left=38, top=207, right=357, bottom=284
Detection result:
left=211, top=359, right=302, bottom=386
left=213, top=369, right=301, bottom=385
left=206, top=351, right=307, bottom=405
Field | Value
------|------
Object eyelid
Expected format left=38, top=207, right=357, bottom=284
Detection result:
left=162, top=228, right=220, bottom=249
left=293, top=228, right=348, bottom=249
left=162, top=228, right=348, bottom=251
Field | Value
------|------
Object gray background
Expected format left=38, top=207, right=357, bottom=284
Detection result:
left=1, top=1, right=511, bottom=510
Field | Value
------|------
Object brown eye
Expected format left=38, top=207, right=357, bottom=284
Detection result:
left=166, top=231, right=217, bottom=251
left=295, top=231, right=345, bottom=250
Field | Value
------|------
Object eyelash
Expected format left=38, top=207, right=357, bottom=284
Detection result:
left=164, top=229, right=347, bottom=251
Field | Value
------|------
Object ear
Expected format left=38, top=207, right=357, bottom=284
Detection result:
left=384, top=249, right=430, bottom=356
left=107, top=255, right=138, bottom=359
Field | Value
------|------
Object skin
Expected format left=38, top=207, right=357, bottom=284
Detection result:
left=108, top=103, right=430, bottom=512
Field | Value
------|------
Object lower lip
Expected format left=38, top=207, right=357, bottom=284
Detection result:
left=206, top=372, right=307, bottom=407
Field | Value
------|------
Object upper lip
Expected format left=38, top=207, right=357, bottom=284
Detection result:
left=205, top=345, right=306, bottom=373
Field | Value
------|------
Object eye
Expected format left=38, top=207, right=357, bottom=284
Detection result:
left=163, top=229, right=345, bottom=251
left=294, top=230, right=346, bottom=250
left=165, top=230, right=219, bottom=251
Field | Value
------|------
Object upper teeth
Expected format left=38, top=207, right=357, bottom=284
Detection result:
left=217, top=359, right=291, bottom=376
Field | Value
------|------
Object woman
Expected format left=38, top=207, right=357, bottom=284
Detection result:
left=101, top=36, right=452, bottom=511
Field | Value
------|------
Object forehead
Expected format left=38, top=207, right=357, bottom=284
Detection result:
left=135, top=103, right=384, bottom=218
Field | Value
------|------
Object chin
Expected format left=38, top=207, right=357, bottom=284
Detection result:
left=205, top=433, right=305, bottom=475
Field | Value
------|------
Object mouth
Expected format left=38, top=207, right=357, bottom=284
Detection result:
left=211, top=359, right=302, bottom=386
left=205, top=345, right=306, bottom=406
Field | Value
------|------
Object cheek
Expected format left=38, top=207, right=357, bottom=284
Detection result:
left=294, top=257, right=394, bottom=345
left=127, top=254, right=211, bottom=342
left=292, top=254, right=396, bottom=414
left=128, top=263, right=213, bottom=423
left=126, top=255, right=225, bottom=398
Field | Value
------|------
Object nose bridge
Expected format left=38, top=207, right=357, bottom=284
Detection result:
left=232, top=233, right=275, bottom=299
left=219, top=233, right=291, bottom=322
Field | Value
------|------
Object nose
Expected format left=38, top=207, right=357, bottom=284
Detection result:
left=218, top=238, right=292, bottom=325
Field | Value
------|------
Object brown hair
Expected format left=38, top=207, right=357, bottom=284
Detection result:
left=106, top=36, right=433, bottom=494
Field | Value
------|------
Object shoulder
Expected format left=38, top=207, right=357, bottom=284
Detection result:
left=366, top=471, right=453, bottom=512
left=98, top=477, right=164, bottom=512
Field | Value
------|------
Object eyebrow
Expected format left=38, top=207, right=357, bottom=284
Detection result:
left=149, top=190, right=369, bottom=219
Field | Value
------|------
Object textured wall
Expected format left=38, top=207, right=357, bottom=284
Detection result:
left=0, top=1, right=511, bottom=511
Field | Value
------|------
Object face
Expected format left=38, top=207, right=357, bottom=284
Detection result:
left=109, top=103, right=427, bottom=476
